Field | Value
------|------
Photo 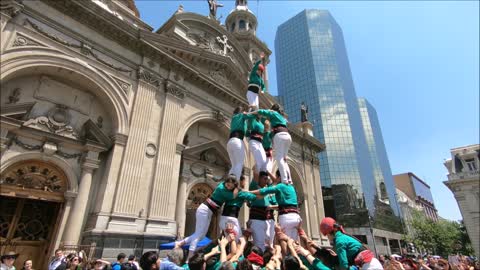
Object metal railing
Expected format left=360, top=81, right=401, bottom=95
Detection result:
left=448, top=170, right=480, bottom=181
left=59, top=243, right=97, bottom=261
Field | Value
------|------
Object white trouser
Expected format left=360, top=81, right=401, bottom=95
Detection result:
left=249, top=139, right=267, bottom=172
left=265, top=155, right=273, bottom=174
left=247, top=91, right=259, bottom=109
left=273, top=132, right=292, bottom=183
left=227, top=137, right=245, bottom=180
left=279, top=212, right=301, bottom=241
left=183, top=203, right=213, bottom=252
left=219, top=215, right=243, bottom=240
left=362, top=258, right=384, bottom=270
left=250, top=219, right=275, bottom=249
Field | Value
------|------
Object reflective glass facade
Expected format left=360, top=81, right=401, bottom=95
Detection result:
left=275, top=10, right=401, bottom=231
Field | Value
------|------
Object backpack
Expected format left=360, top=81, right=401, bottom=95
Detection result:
left=121, top=262, right=138, bottom=270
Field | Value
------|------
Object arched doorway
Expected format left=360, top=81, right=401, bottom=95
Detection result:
left=185, top=183, right=218, bottom=239
left=0, top=160, right=67, bottom=269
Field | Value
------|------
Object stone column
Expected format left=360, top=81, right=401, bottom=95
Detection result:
left=113, top=68, right=160, bottom=216
left=0, top=0, right=23, bottom=50
left=62, top=153, right=100, bottom=245
left=92, top=134, right=127, bottom=230
left=149, top=81, right=187, bottom=219
left=175, top=175, right=187, bottom=238
left=53, top=193, right=75, bottom=252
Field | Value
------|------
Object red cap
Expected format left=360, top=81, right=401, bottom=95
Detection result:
left=320, top=217, right=336, bottom=236
left=258, top=64, right=265, bottom=72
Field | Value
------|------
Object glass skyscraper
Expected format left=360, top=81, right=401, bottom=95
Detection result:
left=275, top=10, right=401, bottom=234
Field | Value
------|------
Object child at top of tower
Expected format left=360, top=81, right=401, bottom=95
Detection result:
left=247, top=52, right=266, bottom=111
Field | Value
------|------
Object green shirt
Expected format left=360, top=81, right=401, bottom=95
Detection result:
left=230, top=113, right=248, bottom=134
left=262, top=131, right=272, bottom=149
left=249, top=60, right=265, bottom=92
left=300, top=255, right=332, bottom=270
left=246, top=114, right=264, bottom=134
left=249, top=181, right=271, bottom=207
left=259, top=183, right=297, bottom=206
left=334, top=231, right=363, bottom=270
left=210, top=182, right=235, bottom=205
left=224, top=191, right=257, bottom=207
left=257, top=109, right=287, bottom=127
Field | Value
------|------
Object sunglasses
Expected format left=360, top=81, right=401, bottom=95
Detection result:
left=4, top=256, right=16, bottom=260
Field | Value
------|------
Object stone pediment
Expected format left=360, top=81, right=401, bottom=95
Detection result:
left=154, top=12, right=252, bottom=75
left=81, top=119, right=113, bottom=149
left=183, top=140, right=230, bottom=167
left=0, top=102, right=35, bottom=120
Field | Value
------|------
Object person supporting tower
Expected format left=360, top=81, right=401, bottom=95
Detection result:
left=175, top=175, right=239, bottom=259
left=249, top=104, right=292, bottom=184
left=227, top=106, right=249, bottom=180
left=247, top=52, right=266, bottom=111
left=262, top=119, right=274, bottom=174
left=246, top=113, right=267, bottom=179
left=249, top=174, right=301, bottom=241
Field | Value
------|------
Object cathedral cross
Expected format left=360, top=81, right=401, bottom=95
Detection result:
left=216, top=35, right=233, bottom=56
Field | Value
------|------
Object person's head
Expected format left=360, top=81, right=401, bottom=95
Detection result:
left=139, top=251, right=160, bottom=270
left=93, top=259, right=107, bottom=270
left=283, top=255, right=301, bottom=270
left=167, top=248, right=184, bottom=266
left=236, top=260, right=253, bottom=270
left=239, top=175, right=246, bottom=189
left=271, top=104, right=281, bottom=113
left=219, top=261, right=235, bottom=270
left=315, top=248, right=338, bottom=268
left=262, top=248, right=273, bottom=267
left=66, top=255, right=82, bottom=269
left=117, top=253, right=127, bottom=263
left=435, top=259, right=450, bottom=270
left=55, top=249, right=64, bottom=259
left=256, top=64, right=264, bottom=76
left=233, top=106, right=244, bottom=115
left=224, top=174, right=238, bottom=190
left=128, top=255, right=136, bottom=262
left=258, top=171, right=269, bottom=187
left=1, top=252, right=18, bottom=266
left=23, top=260, right=33, bottom=270
left=320, top=217, right=344, bottom=241
left=188, top=252, right=206, bottom=270
left=274, top=170, right=281, bottom=184
left=402, top=259, right=418, bottom=270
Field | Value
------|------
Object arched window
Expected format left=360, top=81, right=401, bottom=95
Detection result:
left=239, top=20, right=246, bottom=30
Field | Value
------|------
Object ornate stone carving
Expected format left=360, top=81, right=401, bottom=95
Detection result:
left=81, top=42, right=131, bottom=73
left=42, top=142, right=58, bottom=156
left=145, top=143, right=157, bottom=157
left=96, top=116, right=103, bottom=128
left=165, top=81, right=186, bottom=100
left=212, top=110, right=227, bottom=124
left=112, top=77, right=131, bottom=95
left=138, top=67, right=162, bottom=86
left=216, top=35, right=233, bottom=56
left=0, top=0, right=24, bottom=18
left=187, top=32, right=213, bottom=51
left=23, top=105, right=79, bottom=139
left=6, top=88, right=20, bottom=104
left=209, top=70, right=232, bottom=88
left=12, top=35, right=42, bottom=47
left=25, top=19, right=81, bottom=48
left=0, top=160, right=67, bottom=193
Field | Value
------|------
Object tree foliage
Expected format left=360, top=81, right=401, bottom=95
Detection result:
left=404, top=210, right=474, bottom=257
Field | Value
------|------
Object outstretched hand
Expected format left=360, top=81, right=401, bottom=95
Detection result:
left=260, top=52, right=265, bottom=59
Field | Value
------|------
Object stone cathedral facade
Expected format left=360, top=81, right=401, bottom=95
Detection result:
left=0, top=0, right=327, bottom=266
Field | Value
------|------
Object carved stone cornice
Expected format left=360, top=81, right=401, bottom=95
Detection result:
left=137, top=67, right=162, bottom=87
left=0, top=0, right=24, bottom=18
left=176, top=143, right=186, bottom=155
left=165, top=81, right=187, bottom=100
left=111, top=133, right=128, bottom=146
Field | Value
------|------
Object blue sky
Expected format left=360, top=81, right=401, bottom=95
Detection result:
left=136, top=1, right=479, bottom=221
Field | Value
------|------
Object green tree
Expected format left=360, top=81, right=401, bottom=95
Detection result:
left=404, top=210, right=473, bottom=257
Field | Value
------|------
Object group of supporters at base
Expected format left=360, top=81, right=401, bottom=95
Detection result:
left=139, top=216, right=389, bottom=270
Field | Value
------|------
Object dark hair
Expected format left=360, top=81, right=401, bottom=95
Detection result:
left=271, top=103, right=285, bottom=117
left=55, top=249, right=63, bottom=253
left=117, top=253, right=127, bottom=261
left=219, top=261, right=235, bottom=270
left=315, top=248, right=338, bottom=268
left=188, top=252, right=206, bottom=270
left=275, top=170, right=281, bottom=178
left=225, top=174, right=238, bottom=188
left=262, top=248, right=273, bottom=267
left=139, top=251, right=158, bottom=270
left=66, top=255, right=82, bottom=269
left=236, top=260, right=253, bottom=270
left=283, top=255, right=301, bottom=270
left=128, top=254, right=135, bottom=261
left=259, top=171, right=269, bottom=178
left=233, top=106, right=244, bottom=115
left=250, top=246, right=264, bottom=257
left=243, top=241, right=254, bottom=258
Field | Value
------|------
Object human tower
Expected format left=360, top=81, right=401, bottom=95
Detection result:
left=175, top=52, right=300, bottom=256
